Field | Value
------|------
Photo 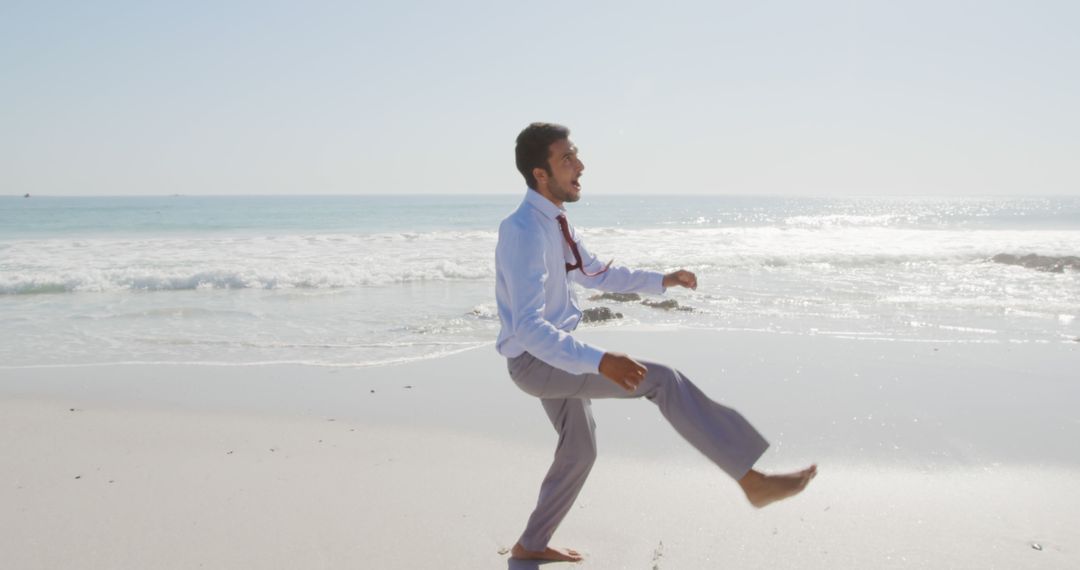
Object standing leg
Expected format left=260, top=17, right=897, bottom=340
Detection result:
left=517, top=397, right=597, bottom=553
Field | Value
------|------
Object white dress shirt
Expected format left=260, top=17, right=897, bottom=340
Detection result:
left=495, top=189, right=666, bottom=375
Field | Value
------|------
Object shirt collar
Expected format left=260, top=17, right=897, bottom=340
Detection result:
left=523, top=188, right=565, bottom=220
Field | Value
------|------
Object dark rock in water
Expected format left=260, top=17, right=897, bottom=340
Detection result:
left=589, top=292, right=641, bottom=302
left=642, top=299, right=693, bottom=312
left=582, top=307, right=623, bottom=323
left=991, top=253, right=1080, bottom=273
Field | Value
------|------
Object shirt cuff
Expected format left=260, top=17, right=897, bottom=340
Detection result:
left=650, top=271, right=667, bottom=295
left=582, top=344, right=606, bottom=375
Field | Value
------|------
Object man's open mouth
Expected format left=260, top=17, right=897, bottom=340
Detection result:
left=571, top=179, right=581, bottom=190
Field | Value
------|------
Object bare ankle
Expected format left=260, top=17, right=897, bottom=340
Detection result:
left=738, top=469, right=763, bottom=491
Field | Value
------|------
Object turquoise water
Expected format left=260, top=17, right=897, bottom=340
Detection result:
left=2, top=194, right=1079, bottom=368
left=4, top=195, right=1080, bottom=238
left=0, top=195, right=521, bottom=237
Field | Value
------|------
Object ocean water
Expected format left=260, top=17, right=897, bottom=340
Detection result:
left=2, top=194, right=1079, bottom=369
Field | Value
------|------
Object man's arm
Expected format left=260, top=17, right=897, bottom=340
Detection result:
left=568, top=234, right=699, bottom=391
left=498, top=220, right=606, bottom=375
left=566, top=234, right=663, bottom=294
left=569, top=232, right=697, bottom=294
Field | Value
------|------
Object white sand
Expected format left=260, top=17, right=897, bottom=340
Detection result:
left=2, top=328, right=1078, bottom=568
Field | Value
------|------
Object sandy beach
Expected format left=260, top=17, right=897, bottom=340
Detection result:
left=2, top=327, right=1078, bottom=569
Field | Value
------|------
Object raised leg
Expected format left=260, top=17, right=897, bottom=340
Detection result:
left=634, top=362, right=770, bottom=480
left=532, top=357, right=772, bottom=481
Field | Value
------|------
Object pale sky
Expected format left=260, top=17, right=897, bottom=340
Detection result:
left=2, top=0, right=1078, bottom=196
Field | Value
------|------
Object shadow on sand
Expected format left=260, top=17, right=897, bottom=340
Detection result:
left=507, top=558, right=566, bottom=569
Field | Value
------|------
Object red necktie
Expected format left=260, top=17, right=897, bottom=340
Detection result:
left=556, top=214, right=611, bottom=277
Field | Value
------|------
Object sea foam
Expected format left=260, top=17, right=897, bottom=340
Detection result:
left=3, top=196, right=1079, bottom=368
left=4, top=227, right=1079, bottom=295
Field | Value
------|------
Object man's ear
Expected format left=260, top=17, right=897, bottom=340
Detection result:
left=532, top=167, right=548, bottom=187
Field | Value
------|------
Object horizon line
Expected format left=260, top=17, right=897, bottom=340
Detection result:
left=7, top=192, right=1080, bottom=199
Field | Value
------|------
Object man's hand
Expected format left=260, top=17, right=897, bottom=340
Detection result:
left=663, top=269, right=697, bottom=290
left=599, top=352, right=648, bottom=392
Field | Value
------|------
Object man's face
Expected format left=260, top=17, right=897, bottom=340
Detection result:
left=538, top=138, right=585, bottom=205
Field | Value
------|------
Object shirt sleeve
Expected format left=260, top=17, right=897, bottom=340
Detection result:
left=567, top=229, right=666, bottom=295
left=497, top=219, right=607, bottom=375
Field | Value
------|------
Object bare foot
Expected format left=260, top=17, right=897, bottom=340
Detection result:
left=739, top=465, right=817, bottom=508
left=510, top=542, right=583, bottom=562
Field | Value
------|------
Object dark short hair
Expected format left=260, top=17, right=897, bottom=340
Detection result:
left=515, top=122, right=570, bottom=189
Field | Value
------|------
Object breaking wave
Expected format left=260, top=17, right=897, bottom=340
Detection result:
left=3, top=227, right=1079, bottom=295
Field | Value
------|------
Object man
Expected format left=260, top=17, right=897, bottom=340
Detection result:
left=496, top=122, right=817, bottom=563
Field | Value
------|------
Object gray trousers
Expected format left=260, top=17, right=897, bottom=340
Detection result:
left=507, top=351, right=770, bottom=552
